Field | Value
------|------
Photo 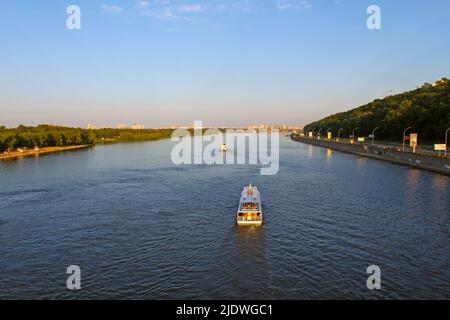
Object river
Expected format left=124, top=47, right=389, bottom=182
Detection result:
left=0, top=137, right=448, bottom=299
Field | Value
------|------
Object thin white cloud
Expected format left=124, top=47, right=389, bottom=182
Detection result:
left=133, top=1, right=312, bottom=21
left=136, top=1, right=209, bottom=20
left=141, top=7, right=177, bottom=19
left=276, top=0, right=312, bottom=11
left=101, top=4, right=124, bottom=13
left=136, top=0, right=253, bottom=15
left=137, top=1, right=150, bottom=7
left=224, top=1, right=253, bottom=14
left=177, top=4, right=207, bottom=13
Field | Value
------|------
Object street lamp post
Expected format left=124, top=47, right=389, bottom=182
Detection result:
left=317, top=129, right=322, bottom=140
left=372, top=127, right=380, bottom=145
left=403, top=127, right=412, bottom=151
left=337, top=128, right=344, bottom=142
left=352, top=127, right=358, bottom=143
left=445, top=128, right=450, bottom=157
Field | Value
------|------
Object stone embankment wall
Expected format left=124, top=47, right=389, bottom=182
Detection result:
left=291, top=135, right=450, bottom=176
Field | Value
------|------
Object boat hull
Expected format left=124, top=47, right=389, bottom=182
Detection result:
left=237, top=219, right=263, bottom=226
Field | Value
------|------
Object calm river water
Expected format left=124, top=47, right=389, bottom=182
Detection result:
left=0, top=137, right=448, bottom=299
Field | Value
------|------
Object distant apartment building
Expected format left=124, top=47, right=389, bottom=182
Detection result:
left=117, top=124, right=127, bottom=129
left=131, top=124, right=145, bottom=130
left=87, top=124, right=97, bottom=129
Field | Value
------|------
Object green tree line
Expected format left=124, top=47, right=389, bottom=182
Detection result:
left=93, top=128, right=173, bottom=143
left=0, top=125, right=173, bottom=151
left=304, top=78, right=450, bottom=142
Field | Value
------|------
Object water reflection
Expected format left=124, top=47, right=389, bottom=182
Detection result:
left=308, top=145, right=313, bottom=158
left=355, top=156, right=368, bottom=171
left=326, top=148, right=333, bottom=158
left=429, top=174, right=450, bottom=225
left=407, top=169, right=421, bottom=188
left=231, top=226, right=271, bottom=298
left=235, top=225, right=265, bottom=249
left=403, top=169, right=422, bottom=219
left=432, top=174, right=448, bottom=189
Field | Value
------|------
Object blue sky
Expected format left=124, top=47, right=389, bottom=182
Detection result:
left=1, top=0, right=449, bottom=127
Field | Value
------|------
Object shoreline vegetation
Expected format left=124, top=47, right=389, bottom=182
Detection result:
left=0, top=125, right=174, bottom=160
left=303, top=77, right=450, bottom=143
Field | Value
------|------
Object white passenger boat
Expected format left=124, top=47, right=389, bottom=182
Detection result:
left=221, top=144, right=227, bottom=152
left=237, top=184, right=262, bottom=226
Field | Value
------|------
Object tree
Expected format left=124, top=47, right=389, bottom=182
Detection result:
left=304, top=77, right=450, bottom=142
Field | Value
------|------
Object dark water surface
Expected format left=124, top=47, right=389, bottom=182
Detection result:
left=0, top=137, right=448, bottom=299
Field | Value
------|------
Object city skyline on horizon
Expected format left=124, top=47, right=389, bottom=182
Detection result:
left=3, top=121, right=303, bottom=130
left=1, top=1, right=450, bottom=128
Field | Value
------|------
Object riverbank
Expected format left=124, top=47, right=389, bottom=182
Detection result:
left=291, top=135, right=450, bottom=176
left=0, top=145, right=92, bottom=160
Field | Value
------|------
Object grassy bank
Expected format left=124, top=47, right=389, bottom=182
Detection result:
left=0, top=145, right=92, bottom=160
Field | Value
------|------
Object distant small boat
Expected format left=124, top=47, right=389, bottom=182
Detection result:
left=221, top=144, right=228, bottom=152
left=237, top=184, right=262, bottom=226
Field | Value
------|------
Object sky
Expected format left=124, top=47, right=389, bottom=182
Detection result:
left=0, top=0, right=450, bottom=128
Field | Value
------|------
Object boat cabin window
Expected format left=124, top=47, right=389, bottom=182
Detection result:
left=241, top=202, right=258, bottom=210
